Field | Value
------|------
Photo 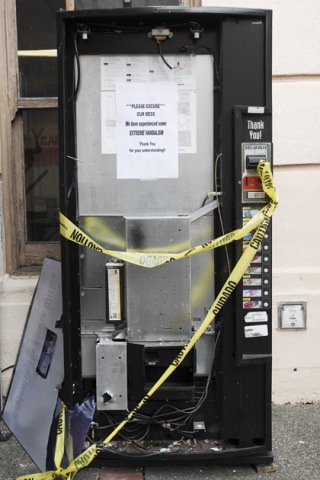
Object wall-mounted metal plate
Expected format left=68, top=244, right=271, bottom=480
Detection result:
left=278, top=302, right=307, bottom=330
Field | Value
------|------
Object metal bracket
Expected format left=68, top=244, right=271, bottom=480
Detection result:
left=190, top=199, right=219, bottom=223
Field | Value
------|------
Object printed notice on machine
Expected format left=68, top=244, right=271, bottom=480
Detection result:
left=115, top=82, right=178, bottom=179
left=101, top=55, right=197, bottom=155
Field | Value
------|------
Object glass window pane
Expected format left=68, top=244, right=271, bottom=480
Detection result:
left=19, top=57, right=59, bottom=98
left=23, top=109, right=60, bottom=242
left=19, top=57, right=58, bottom=98
left=16, top=0, right=65, bottom=97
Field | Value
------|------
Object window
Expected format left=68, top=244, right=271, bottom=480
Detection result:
left=23, top=109, right=59, bottom=243
left=1, top=0, right=71, bottom=272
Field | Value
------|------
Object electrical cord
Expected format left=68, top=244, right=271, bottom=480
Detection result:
left=73, top=21, right=208, bottom=88
left=81, top=22, right=201, bottom=35
left=90, top=332, right=221, bottom=449
left=102, top=445, right=162, bottom=458
left=214, top=153, right=231, bottom=274
left=73, top=34, right=81, bottom=101
left=157, top=41, right=173, bottom=70
left=179, top=45, right=220, bottom=88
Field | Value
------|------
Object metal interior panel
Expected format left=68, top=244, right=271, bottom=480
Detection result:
left=76, top=55, right=214, bottom=216
left=81, top=334, right=97, bottom=377
left=190, top=215, right=215, bottom=327
left=195, top=335, right=216, bottom=376
left=125, top=216, right=191, bottom=342
left=96, top=339, right=128, bottom=410
left=79, top=215, right=126, bottom=254
left=80, top=247, right=106, bottom=288
left=79, top=216, right=126, bottom=332
left=81, top=288, right=106, bottom=322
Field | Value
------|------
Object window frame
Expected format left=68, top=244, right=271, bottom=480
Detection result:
left=1, top=1, right=72, bottom=273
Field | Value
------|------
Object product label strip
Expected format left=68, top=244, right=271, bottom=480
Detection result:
left=18, top=160, right=278, bottom=480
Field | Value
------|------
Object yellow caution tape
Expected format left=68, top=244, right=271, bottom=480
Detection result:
left=54, top=404, right=66, bottom=471
left=59, top=162, right=276, bottom=268
left=18, top=160, right=278, bottom=480
left=60, top=209, right=268, bottom=267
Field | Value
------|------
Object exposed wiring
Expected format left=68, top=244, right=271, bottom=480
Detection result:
left=80, top=22, right=200, bottom=36
left=157, top=41, right=173, bottom=70
left=215, top=153, right=231, bottom=274
left=179, top=45, right=220, bottom=88
left=102, top=445, right=162, bottom=458
left=89, top=332, right=221, bottom=450
left=74, top=21, right=206, bottom=73
left=201, top=191, right=221, bottom=207
left=73, top=34, right=81, bottom=100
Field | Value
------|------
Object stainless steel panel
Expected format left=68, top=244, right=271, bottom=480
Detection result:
left=80, top=248, right=106, bottom=288
left=195, top=335, right=216, bottom=376
left=81, top=334, right=97, bottom=377
left=79, top=216, right=126, bottom=331
left=190, top=215, right=215, bottom=327
left=125, top=216, right=191, bottom=342
left=96, top=339, right=128, bottom=410
left=81, top=288, right=106, bottom=322
left=76, top=54, right=215, bottom=365
left=76, top=55, right=213, bottom=216
left=79, top=215, right=126, bottom=255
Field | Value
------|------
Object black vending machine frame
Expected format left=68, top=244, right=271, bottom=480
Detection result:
left=58, top=6, right=273, bottom=466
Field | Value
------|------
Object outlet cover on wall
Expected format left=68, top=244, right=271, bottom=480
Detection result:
left=278, top=301, right=307, bottom=330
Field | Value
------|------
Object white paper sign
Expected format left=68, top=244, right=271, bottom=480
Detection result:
left=100, top=55, right=197, bottom=155
left=115, top=82, right=178, bottom=179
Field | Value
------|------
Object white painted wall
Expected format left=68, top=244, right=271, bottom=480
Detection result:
left=0, top=276, right=38, bottom=395
left=203, top=0, right=320, bottom=75
left=1, top=1, right=320, bottom=404
left=204, top=0, right=320, bottom=403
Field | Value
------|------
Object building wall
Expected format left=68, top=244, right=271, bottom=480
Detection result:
left=1, top=0, right=320, bottom=404
left=204, top=0, right=320, bottom=403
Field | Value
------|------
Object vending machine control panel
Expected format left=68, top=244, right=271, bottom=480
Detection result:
left=235, top=107, right=272, bottom=364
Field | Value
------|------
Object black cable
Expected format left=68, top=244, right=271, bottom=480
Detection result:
left=214, top=153, right=231, bottom=274
left=157, top=41, right=172, bottom=70
left=91, top=323, right=221, bottom=446
left=102, top=446, right=162, bottom=458
left=150, top=331, right=221, bottom=434
left=73, top=35, right=81, bottom=100
left=179, top=45, right=220, bottom=88
left=1, top=365, right=14, bottom=373
left=84, top=21, right=199, bottom=35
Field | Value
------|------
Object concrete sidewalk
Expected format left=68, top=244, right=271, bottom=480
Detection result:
left=0, top=403, right=319, bottom=480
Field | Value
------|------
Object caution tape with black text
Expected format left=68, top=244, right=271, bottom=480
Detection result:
left=18, top=160, right=278, bottom=480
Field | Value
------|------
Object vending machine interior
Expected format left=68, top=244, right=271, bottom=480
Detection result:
left=57, top=6, right=274, bottom=466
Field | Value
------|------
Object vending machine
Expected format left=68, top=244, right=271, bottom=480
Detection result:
left=58, top=6, right=274, bottom=466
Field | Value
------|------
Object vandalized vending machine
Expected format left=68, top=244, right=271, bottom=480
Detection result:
left=58, top=6, right=274, bottom=466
